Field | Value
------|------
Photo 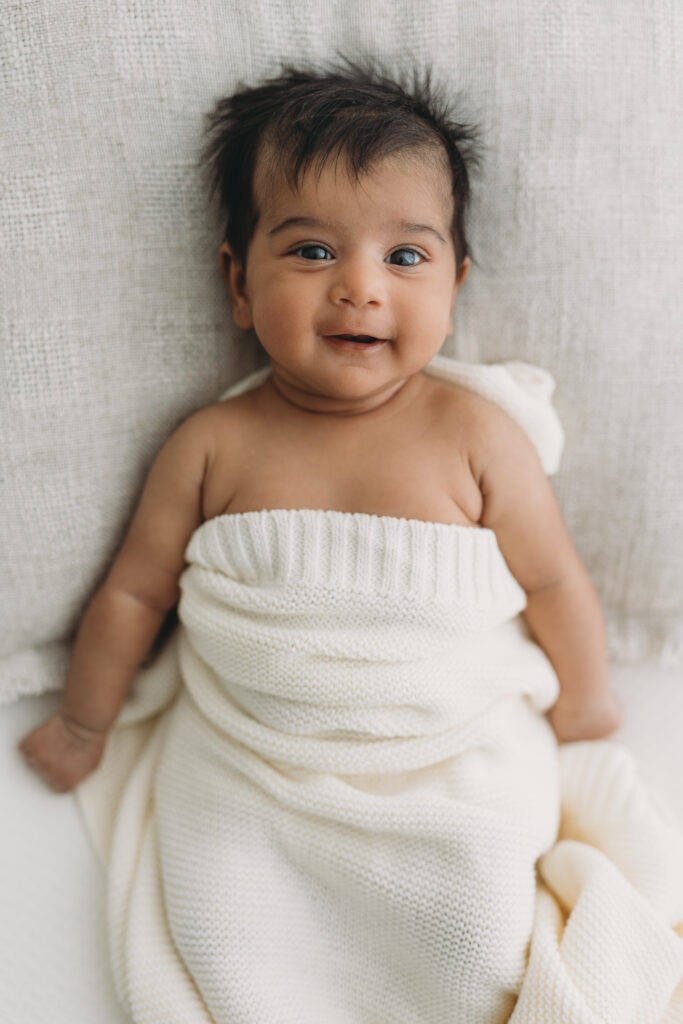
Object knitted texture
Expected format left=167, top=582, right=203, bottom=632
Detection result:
left=73, top=364, right=683, bottom=1019
left=78, top=507, right=683, bottom=1022
left=74, top=362, right=683, bottom=1021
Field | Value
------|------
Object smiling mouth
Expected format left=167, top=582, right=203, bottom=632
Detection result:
left=329, top=334, right=385, bottom=344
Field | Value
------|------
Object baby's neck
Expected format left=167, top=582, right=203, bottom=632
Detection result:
left=267, top=367, right=424, bottom=420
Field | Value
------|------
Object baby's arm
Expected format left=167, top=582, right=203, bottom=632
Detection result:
left=19, top=409, right=216, bottom=791
left=474, top=403, right=622, bottom=742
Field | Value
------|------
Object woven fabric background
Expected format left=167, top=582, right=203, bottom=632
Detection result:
left=1, top=0, right=681, bottom=701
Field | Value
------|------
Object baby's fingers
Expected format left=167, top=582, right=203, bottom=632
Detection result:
left=19, top=732, right=65, bottom=790
left=18, top=716, right=104, bottom=792
left=21, top=745, right=92, bottom=793
left=18, top=725, right=49, bottom=767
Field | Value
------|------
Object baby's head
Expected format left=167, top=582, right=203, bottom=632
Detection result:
left=203, top=61, right=478, bottom=274
left=201, top=62, right=479, bottom=409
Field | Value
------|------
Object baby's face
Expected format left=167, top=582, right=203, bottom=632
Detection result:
left=223, top=149, right=467, bottom=412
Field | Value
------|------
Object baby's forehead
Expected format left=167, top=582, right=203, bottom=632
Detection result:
left=253, top=143, right=454, bottom=223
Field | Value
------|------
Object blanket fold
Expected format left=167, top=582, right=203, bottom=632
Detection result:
left=78, top=358, right=683, bottom=1024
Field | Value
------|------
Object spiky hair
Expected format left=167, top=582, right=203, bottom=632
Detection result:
left=201, top=59, right=480, bottom=268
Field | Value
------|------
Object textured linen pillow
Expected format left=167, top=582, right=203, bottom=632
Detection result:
left=1, top=1, right=681, bottom=702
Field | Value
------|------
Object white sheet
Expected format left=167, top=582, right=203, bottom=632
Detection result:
left=0, top=692, right=129, bottom=1024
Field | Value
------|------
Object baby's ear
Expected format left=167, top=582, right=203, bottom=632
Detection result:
left=448, top=257, right=470, bottom=329
left=219, top=243, right=253, bottom=330
left=454, top=256, right=470, bottom=296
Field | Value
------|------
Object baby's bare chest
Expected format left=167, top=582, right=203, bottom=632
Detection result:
left=205, top=396, right=483, bottom=528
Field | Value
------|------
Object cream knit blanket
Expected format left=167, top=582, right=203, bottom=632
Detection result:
left=78, top=359, right=683, bottom=1023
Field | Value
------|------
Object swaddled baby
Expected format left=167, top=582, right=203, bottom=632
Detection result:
left=20, top=63, right=620, bottom=792
left=19, top=61, right=660, bottom=1024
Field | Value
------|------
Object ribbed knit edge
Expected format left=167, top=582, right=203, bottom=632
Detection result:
left=184, top=508, right=526, bottom=609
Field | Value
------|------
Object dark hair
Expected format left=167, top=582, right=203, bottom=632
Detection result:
left=201, top=60, right=480, bottom=270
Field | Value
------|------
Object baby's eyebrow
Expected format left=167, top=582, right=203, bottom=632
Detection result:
left=267, top=217, right=332, bottom=237
left=396, top=222, right=449, bottom=245
left=268, top=216, right=448, bottom=246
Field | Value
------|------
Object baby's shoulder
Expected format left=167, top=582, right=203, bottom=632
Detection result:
left=180, top=388, right=260, bottom=441
left=150, top=394, right=256, bottom=487
left=427, top=374, right=524, bottom=436
left=425, top=374, right=539, bottom=476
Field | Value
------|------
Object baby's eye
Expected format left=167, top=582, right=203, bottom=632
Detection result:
left=292, top=244, right=333, bottom=261
left=387, top=248, right=424, bottom=267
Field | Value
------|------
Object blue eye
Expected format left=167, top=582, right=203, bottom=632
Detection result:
left=388, top=248, right=423, bottom=267
left=293, top=244, right=333, bottom=261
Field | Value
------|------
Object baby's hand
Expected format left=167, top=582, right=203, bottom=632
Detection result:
left=19, top=711, right=107, bottom=793
left=547, top=688, right=622, bottom=743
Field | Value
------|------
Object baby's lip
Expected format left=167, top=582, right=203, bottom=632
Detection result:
left=322, top=330, right=390, bottom=343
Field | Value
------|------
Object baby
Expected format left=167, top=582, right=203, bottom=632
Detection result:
left=20, top=62, right=621, bottom=794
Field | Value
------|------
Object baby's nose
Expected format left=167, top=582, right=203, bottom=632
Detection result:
left=328, top=258, right=385, bottom=308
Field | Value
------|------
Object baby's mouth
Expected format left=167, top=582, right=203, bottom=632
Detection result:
left=337, top=334, right=375, bottom=342
left=327, top=333, right=386, bottom=346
